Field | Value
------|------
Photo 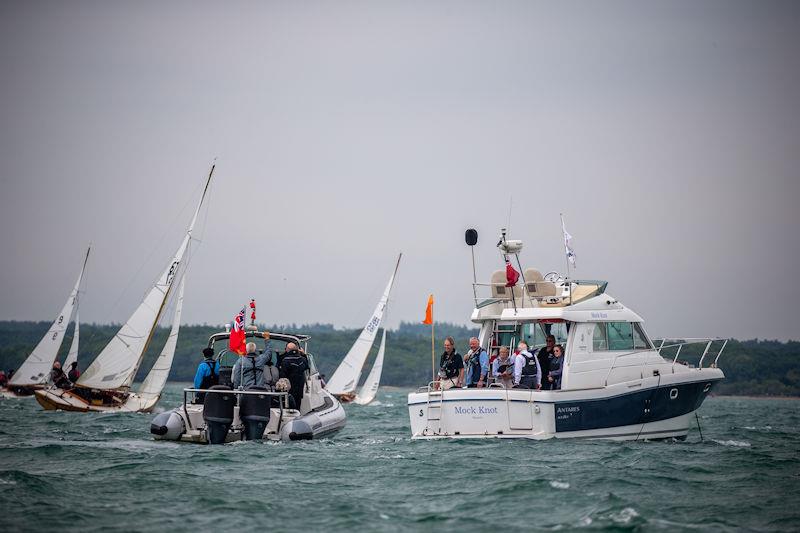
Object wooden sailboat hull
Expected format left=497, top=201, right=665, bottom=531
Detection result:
left=333, top=392, right=357, bottom=403
left=0, top=385, right=44, bottom=398
left=34, top=388, right=158, bottom=413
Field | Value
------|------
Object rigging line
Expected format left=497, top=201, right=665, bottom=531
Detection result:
left=80, top=176, right=206, bottom=351
left=97, top=174, right=205, bottom=325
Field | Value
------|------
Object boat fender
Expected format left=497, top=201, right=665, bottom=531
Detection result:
left=150, top=411, right=184, bottom=440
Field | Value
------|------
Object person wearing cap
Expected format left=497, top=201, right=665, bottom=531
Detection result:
left=193, top=347, right=219, bottom=403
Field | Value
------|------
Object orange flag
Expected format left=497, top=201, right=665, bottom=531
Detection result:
left=422, top=294, right=434, bottom=325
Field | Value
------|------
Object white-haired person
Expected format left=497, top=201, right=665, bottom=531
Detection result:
left=275, top=378, right=298, bottom=410
left=513, top=340, right=541, bottom=390
left=232, top=341, right=270, bottom=390
left=492, top=346, right=515, bottom=388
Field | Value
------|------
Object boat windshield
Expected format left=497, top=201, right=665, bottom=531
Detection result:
left=492, top=320, right=569, bottom=352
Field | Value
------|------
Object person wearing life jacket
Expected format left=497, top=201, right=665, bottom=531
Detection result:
left=278, top=343, right=309, bottom=409
left=513, top=341, right=541, bottom=390
left=67, top=361, right=81, bottom=383
left=233, top=342, right=270, bottom=390
left=193, top=347, right=219, bottom=403
left=436, top=336, right=464, bottom=390
left=463, top=337, right=489, bottom=388
left=0, top=370, right=7, bottom=388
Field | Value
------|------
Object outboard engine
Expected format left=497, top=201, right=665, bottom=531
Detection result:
left=202, top=385, right=235, bottom=444
left=150, top=411, right=184, bottom=440
left=238, top=386, right=271, bottom=440
left=218, top=366, right=233, bottom=388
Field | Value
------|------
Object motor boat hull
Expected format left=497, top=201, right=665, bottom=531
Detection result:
left=151, top=389, right=346, bottom=444
left=408, top=368, right=723, bottom=440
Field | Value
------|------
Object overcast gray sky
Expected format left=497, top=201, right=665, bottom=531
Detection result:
left=1, top=1, right=798, bottom=341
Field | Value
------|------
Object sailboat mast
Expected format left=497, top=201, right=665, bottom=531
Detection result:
left=128, top=163, right=214, bottom=387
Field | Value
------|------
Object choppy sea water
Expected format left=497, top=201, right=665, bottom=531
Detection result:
left=1, top=386, right=799, bottom=532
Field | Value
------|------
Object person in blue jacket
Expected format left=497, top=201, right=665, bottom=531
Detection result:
left=193, top=347, right=219, bottom=403
left=464, top=337, right=489, bottom=388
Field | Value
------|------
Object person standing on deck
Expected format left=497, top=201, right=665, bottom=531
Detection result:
left=193, top=347, right=219, bottom=403
left=513, top=341, right=541, bottom=389
left=463, top=337, right=489, bottom=388
left=278, top=343, right=309, bottom=409
left=436, top=337, right=464, bottom=390
left=492, top=346, right=515, bottom=388
left=536, top=335, right=556, bottom=390
left=233, top=342, right=269, bottom=390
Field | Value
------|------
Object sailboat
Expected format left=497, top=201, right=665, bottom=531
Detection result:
left=34, top=164, right=213, bottom=413
left=352, top=328, right=386, bottom=405
left=326, top=254, right=400, bottom=404
left=1, top=247, right=90, bottom=398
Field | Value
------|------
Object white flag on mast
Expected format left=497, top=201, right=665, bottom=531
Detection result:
left=561, top=214, right=576, bottom=268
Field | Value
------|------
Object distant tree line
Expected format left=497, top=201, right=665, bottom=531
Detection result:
left=0, top=321, right=797, bottom=395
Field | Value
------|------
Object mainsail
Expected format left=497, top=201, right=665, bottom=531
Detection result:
left=326, top=253, right=401, bottom=396
left=353, top=328, right=386, bottom=405
left=63, top=311, right=80, bottom=370
left=137, top=275, right=185, bottom=401
left=78, top=165, right=213, bottom=391
left=10, top=247, right=90, bottom=386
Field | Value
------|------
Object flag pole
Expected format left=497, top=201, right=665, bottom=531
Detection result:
left=431, top=320, right=436, bottom=384
left=560, top=213, right=571, bottom=280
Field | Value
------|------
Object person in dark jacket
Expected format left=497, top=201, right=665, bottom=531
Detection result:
left=193, top=347, right=219, bottom=403
left=536, top=335, right=555, bottom=390
left=67, top=362, right=81, bottom=383
left=278, top=343, right=309, bottom=409
left=436, top=337, right=463, bottom=390
left=547, top=344, right=565, bottom=390
left=49, top=362, right=71, bottom=389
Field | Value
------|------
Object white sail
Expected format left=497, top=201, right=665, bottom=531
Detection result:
left=78, top=166, right=213, bottom=391
left=10, top=247, right=90, bottom=386
left=137, top=275, right=185, bottom=400
left=63, top=311, right=80, bottom=370
left=326, top=253, right=401, bottom=396
left=353, top=328, right=386, bottom=405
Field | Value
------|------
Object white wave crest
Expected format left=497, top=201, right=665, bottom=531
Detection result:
left=713, top=439, right=751, bottom=447
left=550, top=480, right=570, bottom=489
left=610, top=507, right=639, bottom=524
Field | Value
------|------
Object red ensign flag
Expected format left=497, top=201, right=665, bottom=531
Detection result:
left=505, top=260, right=520, bottom=287
left=422, top=294, right=434, bottom=325
left=229, top=307, right=247, bottom=355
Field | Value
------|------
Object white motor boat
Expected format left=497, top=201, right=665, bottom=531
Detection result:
left=408, top=229, right=727, bottom=441
left=151, top=330, right=347, bottom=444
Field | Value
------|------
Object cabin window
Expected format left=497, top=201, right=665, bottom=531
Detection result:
left=592, top=322, right=652, bottom=352
left=607, top=322, right=634, bottom=351
left=520, top=322, right=568, bottom=350
left=632, top=323, right=652, bottom=349
left=592, top=323, right=608, bottom=351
